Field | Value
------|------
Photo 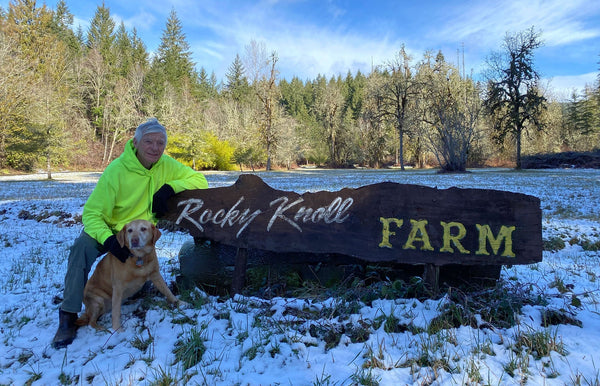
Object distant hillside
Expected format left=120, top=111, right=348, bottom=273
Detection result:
left=522, top=149, right=600, bottom=169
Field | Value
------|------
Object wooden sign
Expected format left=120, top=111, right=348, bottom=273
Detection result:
left=163, top=174, right=542, bottom=266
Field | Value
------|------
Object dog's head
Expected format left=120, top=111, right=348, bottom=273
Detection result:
left=116, top=219, right=161, bottom=256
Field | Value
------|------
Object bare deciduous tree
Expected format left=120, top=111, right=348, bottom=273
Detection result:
left=361, top=73, right=392, bottom=168
left=371, top=46, right=419, bottom=170
left=245, top=40, right=280, bottom=170
left=419, top=52, right=481, bottom=172
left=314, top=79, right=344, bottom=166
left=484, top=27, right=546, bottom=169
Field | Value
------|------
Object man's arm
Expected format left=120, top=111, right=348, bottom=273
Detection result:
left=159, top=156, right=208, bottom=193
left=82, top=174, right=117, bottom=244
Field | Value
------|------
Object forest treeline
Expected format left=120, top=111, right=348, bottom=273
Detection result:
left=1, top=0, right=599, bottom=176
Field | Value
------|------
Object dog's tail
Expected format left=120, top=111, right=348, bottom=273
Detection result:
left=75, top=314, right=89, bottom=326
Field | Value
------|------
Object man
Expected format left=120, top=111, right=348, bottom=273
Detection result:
left=52, top=118, right=208, bottom=349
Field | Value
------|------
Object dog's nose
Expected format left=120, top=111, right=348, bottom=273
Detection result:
left=130, top=237, right=140, bottom=248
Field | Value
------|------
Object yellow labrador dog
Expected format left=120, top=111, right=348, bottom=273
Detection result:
left=76, top=219, right=184, bottom=331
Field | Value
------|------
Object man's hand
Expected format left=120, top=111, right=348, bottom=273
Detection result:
left=152, top=184, right=175, bottom=218
left=103, top=235, right=131, bottom=263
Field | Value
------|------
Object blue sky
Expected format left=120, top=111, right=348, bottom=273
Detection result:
left=3, top=0, right=600, bottom=98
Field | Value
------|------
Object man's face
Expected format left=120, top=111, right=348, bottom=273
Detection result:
left=134, top=132, right=166, bottom=168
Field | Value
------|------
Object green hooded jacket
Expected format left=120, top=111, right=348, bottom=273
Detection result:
left=82, top=139, right=208, bottom=244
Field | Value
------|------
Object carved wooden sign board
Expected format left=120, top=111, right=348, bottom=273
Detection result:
left=164, top=174, right=542, bottom=266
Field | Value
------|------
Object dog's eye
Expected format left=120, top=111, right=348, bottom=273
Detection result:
left=127, top=228, right=133, bottom=233
left=141, top=227, right=147, bottom=232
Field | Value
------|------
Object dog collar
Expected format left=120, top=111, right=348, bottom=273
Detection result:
left=136, top=257, right=144, bottom=267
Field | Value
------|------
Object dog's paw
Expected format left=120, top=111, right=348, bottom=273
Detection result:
left=177, top=300, right=191, bottom=309
left=112, top=325, right=125, bottom=333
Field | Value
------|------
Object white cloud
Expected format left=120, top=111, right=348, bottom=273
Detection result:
left=193, top=4, right=401, bottom=80
left=436, top=0, right=600, bottom=49
left=71, top=16, right=89, bottom=34
left=120, top=9, right=158, bottom=34
left=267, top=29, right=399, bottom=79
left=545, top=72, right=598, bottom=100
left=61, top=0, right=600, bottom=91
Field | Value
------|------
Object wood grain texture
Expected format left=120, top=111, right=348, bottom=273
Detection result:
left=164, top=174, right=542, bottom=266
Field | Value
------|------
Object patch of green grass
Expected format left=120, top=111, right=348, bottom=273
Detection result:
left=543, top=236, right=565, bottom=251
left=548, top=275, right=571, bottom=294
left=380, top=277, right=432, bottom=300
left=514, top=328, right=567, bottom=360
left=308, top=323, right=342, bottom=350
left=17, top=349, right=34, bottom=364
left=465, top=358, right=483, bottom=384
left=350, top=367, right=381, bottom=385
left=173, top=327, right=206, bottom=371
left=178, top=287, right=209, bottom=308
left=130, top=333, right=154, bottom=352
left=24, top=371, right=42, bottom=386
left=235, top=330, right=249, bottom=345
left=428, top=303, right=476, bottom=334
left=581, top=239, right=600, bottom=251
left=58, top=372, right=78, bottom=385
left=148, top=365, right=179, bottom=386
left=243, top=342, right=263, bottom=360
left=455, top=281, right=545, bottom=329
left=268, top=342, right=280, bottom=358
left=172, top=315, right=196, bottom=325
left=345, top=320, right=371, bottom=343
left=311, top=364, right=337, bottom=386
left=569, top=369, right=600, bottom=385
left=540, top=309, right=582, bottom=327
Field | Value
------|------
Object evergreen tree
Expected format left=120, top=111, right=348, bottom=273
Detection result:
left=225, top=53, right=250, bottom=103
left=0, top=32, right=32, bottom=169
left=4, top=0, right=75, bottom=176
left=280, top=77, right=309, bottom=120
left=345, top=70, right=366, bottom=121
left=148, top=8, right=198, bottom=98
left=86, top=3, right=116, bottom=65
left=130, top=28, right=148, bottom=68
left=114, top=22, right=133, bottom=77
left=82, top=5, right=120, bottom=162
left=50, top=0, right=81, bottom=54
left=111, top=23, right=147, bottom=80
left=198, top=67, right=218, bottom=99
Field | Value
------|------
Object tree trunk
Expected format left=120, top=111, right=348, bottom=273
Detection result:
left=46, top=152, right=52, bottom=180
left=266, top=142, right=271, bottom=171
left=515, top=127, right=522, bottom=170
left=398, top=127, right=405, bottom=171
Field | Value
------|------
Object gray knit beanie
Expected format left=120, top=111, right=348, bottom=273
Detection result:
left=134, top=118, right=167, bottom=143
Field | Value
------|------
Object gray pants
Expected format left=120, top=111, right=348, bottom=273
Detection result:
left=61, top=231, right=106, bottom=313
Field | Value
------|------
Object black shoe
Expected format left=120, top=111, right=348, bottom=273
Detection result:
left=51, top=309, right=78, bottom=349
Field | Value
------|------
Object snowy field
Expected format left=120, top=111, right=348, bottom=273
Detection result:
left=1, top=168, right=599, bottom=385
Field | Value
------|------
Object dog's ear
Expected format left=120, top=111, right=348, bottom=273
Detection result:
left=152, top=224, right=162, bottom=243
left=116, top=225, right=127, bottom=247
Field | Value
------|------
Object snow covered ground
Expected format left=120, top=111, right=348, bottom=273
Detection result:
left=1, top=168, right=599, bottom=385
